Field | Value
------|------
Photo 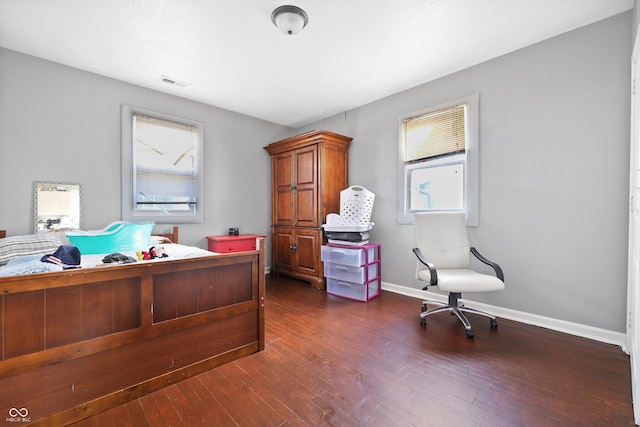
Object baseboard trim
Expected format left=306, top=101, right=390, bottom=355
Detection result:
left=382, top=281, right=627, bottom=350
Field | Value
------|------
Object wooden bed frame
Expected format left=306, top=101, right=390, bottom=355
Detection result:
left=0, top=229, right=265, bottom=426
left=155, top=225, right=179, bottom=243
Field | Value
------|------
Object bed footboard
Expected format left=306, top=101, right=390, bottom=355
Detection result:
left=0, top=238, right=266, bottom=426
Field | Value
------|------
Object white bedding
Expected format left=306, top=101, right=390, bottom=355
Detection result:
left=0, top=243, right=216, bottom=277
left=80, top=243, right=216, bottom=268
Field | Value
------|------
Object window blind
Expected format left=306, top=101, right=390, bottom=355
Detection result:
left=133, top=113, right=198, bottom=209
left=404, top=104, right=466, bottom=163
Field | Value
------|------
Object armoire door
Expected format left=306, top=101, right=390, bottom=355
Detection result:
left=272, top=227, right=321, bottom=276
left=272, top=145, right=318, bottom=227
left=294, top=146, right=318, bottom=228
left=294, top=228, right=321, bottom=275
left=273, top=152, right=294, bottom=226
left=273, top=227, right=294, bottom=270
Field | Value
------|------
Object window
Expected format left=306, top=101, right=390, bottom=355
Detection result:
left=397, top=94, right=479, bottom=225
left=121, top=105, right=204, bottom=223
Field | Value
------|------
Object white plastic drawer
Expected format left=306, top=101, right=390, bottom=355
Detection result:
left=327, top=278, right=380, bottom=302
left=321, top=245, right=377, bottom=266
left=324, top=262, right=379, bottom=284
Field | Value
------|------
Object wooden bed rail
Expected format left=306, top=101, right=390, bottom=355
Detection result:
left=0, top=237, right=266, bottom=426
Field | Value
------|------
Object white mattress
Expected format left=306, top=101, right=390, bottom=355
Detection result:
left=79, top=243, right=216, bottom=268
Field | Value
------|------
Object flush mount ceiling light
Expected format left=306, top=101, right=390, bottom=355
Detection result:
left=271, top=5, right=308, bottom=35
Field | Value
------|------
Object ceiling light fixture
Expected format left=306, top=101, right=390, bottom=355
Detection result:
left=271, top=5, right=308, bottom=35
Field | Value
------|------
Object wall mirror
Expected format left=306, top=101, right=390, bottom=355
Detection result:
left=33, top=181, right=82, bottom=233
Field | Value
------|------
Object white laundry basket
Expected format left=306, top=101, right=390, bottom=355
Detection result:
left=339, top=185, right=375, bottom=227
left=323, top=185, right=375, bottom=231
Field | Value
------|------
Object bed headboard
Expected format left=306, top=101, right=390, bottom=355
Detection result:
left=155, top=226, right=178, bottom=244
left=0, top=230, right=5, bottom=239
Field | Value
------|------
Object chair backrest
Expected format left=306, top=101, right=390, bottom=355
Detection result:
left=414, top=212, right=470, bottom=270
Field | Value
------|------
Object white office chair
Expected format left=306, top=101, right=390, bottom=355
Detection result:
left=413, top=212, right=505, bottom=338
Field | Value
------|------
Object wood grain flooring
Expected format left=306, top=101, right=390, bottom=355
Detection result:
left=73, top=275, right=634, bottom=426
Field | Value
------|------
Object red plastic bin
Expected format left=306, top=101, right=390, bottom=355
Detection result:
left=206, top=234, right=266, bottom=253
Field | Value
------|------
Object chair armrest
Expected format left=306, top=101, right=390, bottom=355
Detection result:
left=413, top=247, right=438, bottom=289
left=470, top=247, right=504, bottom=282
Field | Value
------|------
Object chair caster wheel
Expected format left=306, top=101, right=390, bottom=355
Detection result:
left=421, top=304, right=427, bottom=312
left=490, top=319, right=498, bottom=329
left=465, top=329, right=475, bottom=338
left=420, top=317, right=426, bottom=326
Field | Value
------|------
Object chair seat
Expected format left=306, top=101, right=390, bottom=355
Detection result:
left=417, top=268, right=505, bottom=293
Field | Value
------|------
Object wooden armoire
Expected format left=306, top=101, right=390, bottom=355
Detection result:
left=264, top=130, right=352, bottom=289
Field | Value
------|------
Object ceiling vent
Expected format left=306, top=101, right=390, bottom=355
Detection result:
left=160, top=75, right=190, bottom=88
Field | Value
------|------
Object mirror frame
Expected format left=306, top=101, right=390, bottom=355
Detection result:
left=33, top=181, right=82, bottom=234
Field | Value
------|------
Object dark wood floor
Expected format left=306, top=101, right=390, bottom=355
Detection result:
left=73, top=275, right=635, bottom=426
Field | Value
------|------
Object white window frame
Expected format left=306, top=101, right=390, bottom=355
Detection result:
left=121, top=105, right=204, bottom=223
left=397, top=93, right=479, bottom=226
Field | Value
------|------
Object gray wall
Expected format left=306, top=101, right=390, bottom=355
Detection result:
left=299, top=12, right=632, bottom=333
left=0, top=47, right=290, bottom=250
left=635, top=0, right=639, bottom=40
left=0, top=11, right=632, bottom=334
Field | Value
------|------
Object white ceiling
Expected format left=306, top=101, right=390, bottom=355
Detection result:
left=0, top=0, right=633, bottom=128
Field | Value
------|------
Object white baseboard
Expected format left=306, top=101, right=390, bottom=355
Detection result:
left=382, top=281, right=627, bottom=350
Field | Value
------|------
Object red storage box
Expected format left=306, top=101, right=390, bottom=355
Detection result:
left=207, top=234, right=266, bottom=253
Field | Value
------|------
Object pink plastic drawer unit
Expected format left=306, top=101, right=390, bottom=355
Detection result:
left=322, top=243, right=381, bottom=301
left=321, top=244, right=379, bottom=266
left=324, top=262, right=379, bottom=284
left=327, top=278, right=381, bottom=302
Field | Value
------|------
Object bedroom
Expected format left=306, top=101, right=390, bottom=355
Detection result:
left=0, top=0, right=636, bottom=424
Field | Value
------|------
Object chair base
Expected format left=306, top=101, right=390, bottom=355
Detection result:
left=419, top=292, right=498, bottom=338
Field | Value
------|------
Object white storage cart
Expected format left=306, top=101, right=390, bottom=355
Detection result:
left=321, top=243, right=381, bottom=301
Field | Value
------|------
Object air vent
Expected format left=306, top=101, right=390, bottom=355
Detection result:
left=160, top=75, right=190, bottom=88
